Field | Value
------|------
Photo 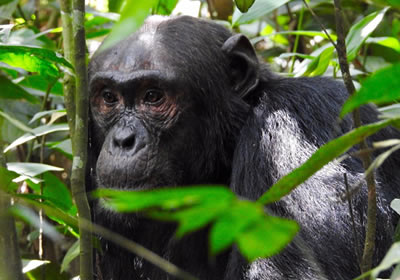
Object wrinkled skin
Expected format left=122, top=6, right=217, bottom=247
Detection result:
left=88, top=15, right=400, bottom=280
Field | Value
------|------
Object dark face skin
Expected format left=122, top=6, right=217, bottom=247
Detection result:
left=89, top=16, right=254, bottom=193
left=90, top=33, right=191, bottom=190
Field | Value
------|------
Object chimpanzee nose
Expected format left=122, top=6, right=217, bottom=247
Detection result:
left=113, top=129, right=136, bottom=150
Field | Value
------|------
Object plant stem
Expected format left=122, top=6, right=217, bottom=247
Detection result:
left=333, top=0, right=376, bottom=275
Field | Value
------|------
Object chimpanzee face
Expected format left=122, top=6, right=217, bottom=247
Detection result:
left=88, top=16, right=257, bottom=191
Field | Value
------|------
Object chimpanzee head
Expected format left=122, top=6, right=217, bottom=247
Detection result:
left=88, top=15, right=260, bottom=191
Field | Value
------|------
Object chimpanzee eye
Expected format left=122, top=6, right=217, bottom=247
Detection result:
left=101, top=88, right=118, bottom=105
left=144, top=89, right=164, bottom=105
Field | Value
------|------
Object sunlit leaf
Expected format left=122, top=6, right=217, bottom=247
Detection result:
left=3, top=123, right=69, bottom=153
left=237, top=216, right=299, bottom=261
left=0, top=45, right=73, bottom=78
left=366, top=37, right=400, bottom=52
left=232, top=0, right=289, bottom=26
left=391, top=199, right=400, bottom=216
left=258, top=119, right=398, bottom=205
left=235, top=0, right=256, bottom=13
left=303, top=46, right=334, bottom=77
left=346, top=8, right=388, bottom=61
left=210, top=200, right=263, bottom=254
left=7, top=162, right=63, bottom=183
left=95, top=186, right=234, bottom=212
left=341, top=63, right=400, bottom=117
left=153, top=0, right=179, bottom=15
left=22, top=259, right=50, bottom=274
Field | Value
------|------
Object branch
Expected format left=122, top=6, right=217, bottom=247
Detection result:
left=71, top=0, right=93, bottom=278
left=59, top=0, right=93, bottom=278
left=333, top=0, right=377, bottom=275
left=60, top=0, right=76, bottom=141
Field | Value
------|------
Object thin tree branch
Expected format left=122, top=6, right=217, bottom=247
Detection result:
left=302, top=0, right=337, bottom=49
left=60, top=0, right=76, bottom=141
left=70, top=0, right=93, bottom=278
left=333, top=0, right=377, bottom=275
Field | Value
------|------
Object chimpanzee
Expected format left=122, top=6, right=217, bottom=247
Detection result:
left=88, top=15, right=400, bottom=280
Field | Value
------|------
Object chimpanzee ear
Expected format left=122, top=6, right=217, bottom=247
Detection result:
left=221, top=34, right=259, bottom=98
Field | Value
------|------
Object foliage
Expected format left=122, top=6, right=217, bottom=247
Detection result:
left=0, top=0, right=399, bottom=279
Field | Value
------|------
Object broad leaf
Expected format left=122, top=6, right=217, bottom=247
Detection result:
left=303, top=46, right=334, bottom=77
left=258, top=119, right=398, bottom=205
left=0, top=166, right=18, bottom=192
left=22, top=260, right=50, bottom=274
left=95, top=186, right=234, bottom=212
left=7, top=162, right=63, bottom=183
left=4, top=123, right=69, bottom=153
left=0, top=45, right=73, bottom=78
left=232, top=0, right=290, bottom=26
left=341, top=63, right=400, bottom=117
left=153, top=0, right=179, bottom=15
left=0, top=76, right=39, bottom=103
left=237, top=216, right=299, bottom=261
left=346, top=8, right=388, bottom=61
left=210, top=200, right=263, bottom=254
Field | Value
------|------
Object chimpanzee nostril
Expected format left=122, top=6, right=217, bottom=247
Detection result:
left=113, top=129, right=136, bottom=150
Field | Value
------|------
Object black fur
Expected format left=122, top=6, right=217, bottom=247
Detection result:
left=88, top=15, right=400, bottom=280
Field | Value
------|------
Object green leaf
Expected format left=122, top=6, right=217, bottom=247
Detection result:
left=6, top=162, right=63, bottom=183
left=0, top=166, right=18, bottom=192
left=41, top=172, right=73, bottom=212
left=0, top=110, right=32, bottom=132
left=0, top=76, right=39, bottom=103
left=303, top=46, right=334, bottom=77
left=341, top=63, right=400, bottom=117
left=3, top=123, right=69, bottom=153
left=153, top=0, right=179, bottom=15
left=235, top=0, right=256, bottom=13
left=210, top=200, right=264, bottom=254
left=47, top=139, right=72, bottom=159
left=99, top=0, right=158, bottom=51
left=258, top=119, right=397, bottom=205
left=29, top=109, right=66, bottom=124
left=366, top=37, right=400, bottom=52
left=371, top=242, right=400, bottom=278
left=95, top=186, right=234, bottom=212
left=0, top=45, right=73, bottom=78
left=232, top=0, right=290, bottom=26
left=169, top=200, right=229, bottom=238
left=237, top=216, right=299, bottom=262
left=60, top=240, right=79, bottom=273
left=18, top=75, right=64, bottom=96
left=346, top=8, right=389, bottom=62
